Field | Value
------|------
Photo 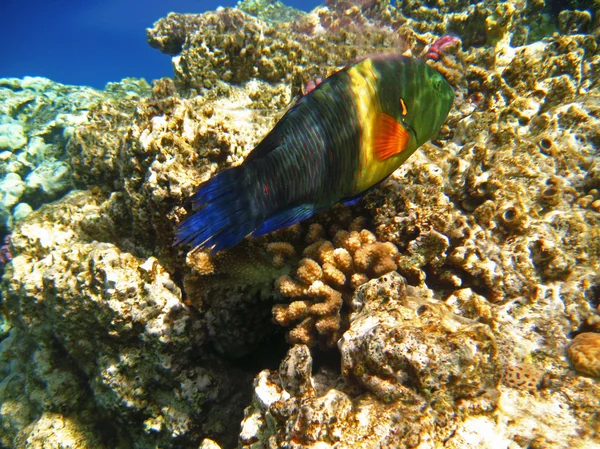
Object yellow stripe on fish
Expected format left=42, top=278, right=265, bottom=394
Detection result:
left=347, top=58, right=414, bottom=193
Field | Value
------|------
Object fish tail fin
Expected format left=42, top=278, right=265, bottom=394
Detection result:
left=174, top=166, right=262, bottom=253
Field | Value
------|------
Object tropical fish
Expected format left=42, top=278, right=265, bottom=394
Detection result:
left=175, top=55, right=454, bottom=253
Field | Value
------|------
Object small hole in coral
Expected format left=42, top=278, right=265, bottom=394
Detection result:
left=476, top=181, right=489, bottom=196
left=416, top=305, right=428, bottom=316
left=588, top=283, right=600, bottom=310
left=538, top=137, right=553, bottom=152
left=542, top=187, right=558, bottom=198
left=502, top=207, right=517, bottom=222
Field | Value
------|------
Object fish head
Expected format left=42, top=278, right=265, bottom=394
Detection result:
left=395, top=58, right=454, bottom=148
left=374, top=56, right=454, bottom=149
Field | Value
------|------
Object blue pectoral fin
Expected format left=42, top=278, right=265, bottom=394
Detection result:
left=252, top=204, right=317, bottom=237
left=340, top=176, right=392, bottom=207
left=341, top=194, right=365, bottom=207
left=340, top=188, right=372, bottom=206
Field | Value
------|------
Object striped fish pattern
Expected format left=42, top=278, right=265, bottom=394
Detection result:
left=175, top=55, right=454, bottom=253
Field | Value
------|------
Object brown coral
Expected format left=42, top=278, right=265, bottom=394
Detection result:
left=67, top=97, right=140, bottom=190
left=183, top=242, right=288, bottom=357
left=567, top=332, right=600, bottom=377
left=146, top=7, right=408, bottom=94
left=502, top=363, right=544, bottom=392
left=272, top=222, right=398, bottom=347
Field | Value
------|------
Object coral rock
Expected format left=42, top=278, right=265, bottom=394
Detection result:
left=0, top=191, right=249, bottom=448
left=340, top=273, right=500, bottom=402
left=568, top=332, right=600, bottom=377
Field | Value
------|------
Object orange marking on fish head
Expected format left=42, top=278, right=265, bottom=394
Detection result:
left=400, top=98, right=408, bottom=116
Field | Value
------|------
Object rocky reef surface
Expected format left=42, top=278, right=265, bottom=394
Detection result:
left=0, top=0, right=599, bottom=447
left=0, top=77, right=150, bottom=235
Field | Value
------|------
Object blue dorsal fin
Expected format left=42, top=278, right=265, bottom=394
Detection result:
left=252, top=204, right=317, bottom=237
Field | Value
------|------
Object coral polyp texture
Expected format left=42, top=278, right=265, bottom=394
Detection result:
left=1, top=0, right=600, bottom=447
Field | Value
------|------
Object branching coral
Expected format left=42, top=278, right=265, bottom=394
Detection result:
left=272, top=220, right=399, bottom=346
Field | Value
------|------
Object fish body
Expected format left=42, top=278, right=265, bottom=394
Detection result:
left=176, top=55, right=454, bottom=253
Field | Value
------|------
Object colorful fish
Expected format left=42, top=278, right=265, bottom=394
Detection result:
left=175, top=55, right=454, bottom=253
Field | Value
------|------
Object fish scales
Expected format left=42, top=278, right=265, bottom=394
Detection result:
left=245, top=77, right=361, bottom=212
left=175, top=55, right=454, bottom=253
left=283, top=79, right=360, bottom=203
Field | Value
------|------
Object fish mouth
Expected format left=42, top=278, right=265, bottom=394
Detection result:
left=407, top=124, right=418, bottom=145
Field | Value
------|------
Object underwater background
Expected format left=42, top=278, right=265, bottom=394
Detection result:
left=0, top=0, right=599, bottom=448
left=0, top=0, right=323, bottom=88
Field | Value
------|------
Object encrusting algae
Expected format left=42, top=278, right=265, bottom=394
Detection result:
left=0, top=0, right=599, bottom=447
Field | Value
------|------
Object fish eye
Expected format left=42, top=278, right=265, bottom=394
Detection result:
left=432, top=75, right=444, bottom=92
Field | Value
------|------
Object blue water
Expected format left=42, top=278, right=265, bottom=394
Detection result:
left=0, top=0, right=323, bottom=89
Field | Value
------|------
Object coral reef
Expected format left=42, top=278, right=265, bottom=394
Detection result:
left=1, top=0, right=599, bottom=447
left=144, top=0, right=584, bottom=96
left=239, top=279, right=600, bottom=448
left=0, top=76, right=150, bottom=233
left=0, top=191, right=251, bottom=447
left=147, top=8, right=408, bottom=95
